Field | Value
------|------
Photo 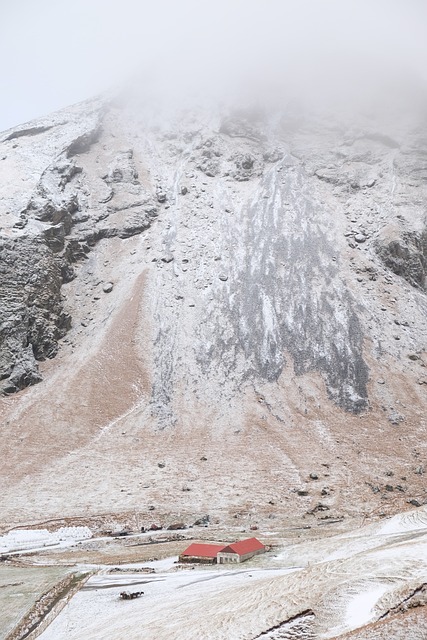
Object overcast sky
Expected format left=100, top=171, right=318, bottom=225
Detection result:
left=0, top=0, right=426, bottom=132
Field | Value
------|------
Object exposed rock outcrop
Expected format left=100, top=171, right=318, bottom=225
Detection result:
left=0, top=106, right=161, bottom=394
left=0, top=236, right=70, bottom=393
left=376, top=228, right=427, bottom=290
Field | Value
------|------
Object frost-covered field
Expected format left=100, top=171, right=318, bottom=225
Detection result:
left=37, top=506, right=427, bottom=640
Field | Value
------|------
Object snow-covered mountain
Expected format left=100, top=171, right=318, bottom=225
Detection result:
left=0, top=94, right=426, bottom=528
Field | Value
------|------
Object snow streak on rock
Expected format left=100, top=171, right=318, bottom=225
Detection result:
left=203, top=159, right=369, bottom=413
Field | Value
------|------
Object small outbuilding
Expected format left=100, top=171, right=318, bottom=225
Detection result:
left=217, top=537, right=265, bottom=564
left=179, top=543, right=226, bottom=564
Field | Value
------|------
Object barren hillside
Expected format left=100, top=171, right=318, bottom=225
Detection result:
left=0, top=96, right=426, bottom=530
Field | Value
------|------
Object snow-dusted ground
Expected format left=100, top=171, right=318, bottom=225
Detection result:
left=38, top=565, right=298, bottom=640
left=36, top=506, right=427, bottom=640
left=346, top=585, right=390, bottom=628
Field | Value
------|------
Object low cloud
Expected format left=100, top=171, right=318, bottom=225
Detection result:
left=1, top=0, right=426, bottom=130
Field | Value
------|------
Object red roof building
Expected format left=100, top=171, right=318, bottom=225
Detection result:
left=179, top=543, right=226, bottom=564
left=217, top=537, right=265, bottom=564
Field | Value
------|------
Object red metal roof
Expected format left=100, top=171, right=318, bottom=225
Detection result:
left=180, top=543, right=226, bottom=558
left=219, top=537, right=265, bottom=556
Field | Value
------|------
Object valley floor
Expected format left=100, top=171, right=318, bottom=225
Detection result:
left=2, top=506, right=427, bottom=639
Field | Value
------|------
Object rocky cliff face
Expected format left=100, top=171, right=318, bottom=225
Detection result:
left=0, top=100, right=161, bottom=394
left=1, top=97, right=426, bottom=527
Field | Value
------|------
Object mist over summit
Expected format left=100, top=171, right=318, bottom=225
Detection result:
left=1, top=0, right=427, bottom=130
